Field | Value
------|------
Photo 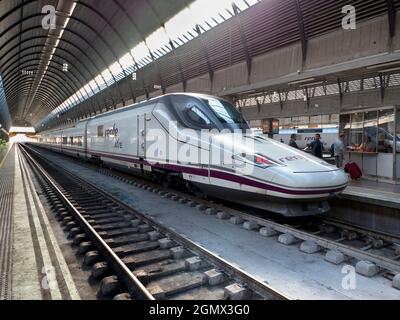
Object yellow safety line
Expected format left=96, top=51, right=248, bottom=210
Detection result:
left=0, top=142, right=14, bottom=169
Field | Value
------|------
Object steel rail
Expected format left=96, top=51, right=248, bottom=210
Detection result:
left=21, top=143, right=290, bottom=300
left=19, top=145, right=155, bottom=300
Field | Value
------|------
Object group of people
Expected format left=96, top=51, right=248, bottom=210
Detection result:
left=286, top=133, right=346, bottom=168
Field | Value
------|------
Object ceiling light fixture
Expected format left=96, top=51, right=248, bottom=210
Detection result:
left=288, top=78, right=316, bottom=85
left=366, top=60, right=400, bottom=70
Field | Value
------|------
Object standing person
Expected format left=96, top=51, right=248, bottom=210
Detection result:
left=309, top=133, right=324, bottom=158
left=289, top=134, right=299, bottom=149
left=334, top=132, right=345, bottom=168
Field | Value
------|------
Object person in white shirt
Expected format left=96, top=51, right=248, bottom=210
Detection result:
left=334, top=132, right=345, bottom=168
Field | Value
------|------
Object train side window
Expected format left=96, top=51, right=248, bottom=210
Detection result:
left=62, top=137, right=67, bottom=144
left=97, top=125, right=104, bottom=137
left=73, top=136, right=83, bottom=146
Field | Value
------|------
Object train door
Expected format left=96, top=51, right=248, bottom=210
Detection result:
left=138, top=113, right=146, bottom=158
left=84, top=121, right=89, bottom=159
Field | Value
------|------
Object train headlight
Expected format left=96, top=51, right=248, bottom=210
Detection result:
left=233, top=153, right=281, bottom=168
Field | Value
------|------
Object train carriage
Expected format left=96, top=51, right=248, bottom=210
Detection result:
left=33, top=93, right=348, bottom=217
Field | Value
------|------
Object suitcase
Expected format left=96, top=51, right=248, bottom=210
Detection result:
left=345, top=162, right=362, bottom=180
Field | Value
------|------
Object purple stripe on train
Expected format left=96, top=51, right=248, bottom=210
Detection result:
left=88, top=150, right=345, bottom=196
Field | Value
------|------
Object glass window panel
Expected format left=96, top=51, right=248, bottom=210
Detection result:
left=89, top=79, right=99, bottom=94
left=71, top=94, right=80, bottom=104
left=278, top=117, right=292, bottom=130
left=101, top=69, right=114, bottom=86
left=287, top=91, right=296, bottom=100
left=119, top=53, right=135, bottom=71
left=243, top=98, right=255, bottom=106
left=164, top=8, right=194, bottom=43
left=83, top=84, right=93, bottom=96
left=234, top=0, right=249, bottom=10
left=131, top=42, right=150, bottom=64
left=348, top=80, right=361, bottom=92
left=378, top=109, right=395, bottom=153
left=349, top=113, right=363, bottom=149
left=271, top=92, right=280, bottom=103
left=363, top=77, right=381, bottom=90
left=109, top=61, right=124, bottom=78
left=212, top=14, right=224, bottom=24
left=203, top=18, right=218, bottom=28
left=325, top=84, right=339, bottom=95
left=340, top=114, right=351, bottom=147
left=146, top=27, right=170, bottom=53
left=388, top=73, right=400, bottom=87
left=76, top=90, right=84, bottom=101
left=291, top=116, right=309, bottom=129
left=295, top=90, right=305, bottom=100
left=256, top=96, right=265, bottom=104
left=396, top=108, right=400, bottom=153
left=362, top=111, right=378, bottom=152
left=310, top=115, right=322, bottom=128
left=321, top=115, right=330, bottom=127
left=190, top=0, right=233, bottom=27
left=94, top=74, right=106, bottom=90
left=321, top=114, right=339, bottom=128
left=220, top=10, right=233, bottom=19
left=81, top=88, right=89, bottom=99
left=313, top=86, right=325, bottom=97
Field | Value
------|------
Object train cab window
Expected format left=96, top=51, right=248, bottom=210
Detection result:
left=186, top=106, right=211, bottom=126
left=201, top=97, right=248, bottom=130
left=169, top=95, right=216, bottom=130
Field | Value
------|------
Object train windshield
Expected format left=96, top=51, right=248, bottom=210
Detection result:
left=158, top=95, right=249, bottom=132
left=201, top=97, right=249, bottom=131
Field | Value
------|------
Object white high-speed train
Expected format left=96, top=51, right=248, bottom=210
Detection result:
left=33, top=93, right=348, bottom=217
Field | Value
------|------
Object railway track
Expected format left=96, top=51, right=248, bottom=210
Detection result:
left=92, top=159, right=400, bottom=274
left=23, top=144, right=400, bottom=291
left=19, top=144, right=289, bottom=300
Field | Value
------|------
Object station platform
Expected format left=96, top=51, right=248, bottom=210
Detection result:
left=0, top=144, right=81, bottom=300
left=342, top=179, right=400, bottom=210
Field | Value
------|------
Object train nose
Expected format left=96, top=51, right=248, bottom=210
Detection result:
left=272, top=167, right=348, bottom=191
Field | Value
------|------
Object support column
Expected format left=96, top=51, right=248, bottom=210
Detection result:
left=394, top=106, right=398, bottom=181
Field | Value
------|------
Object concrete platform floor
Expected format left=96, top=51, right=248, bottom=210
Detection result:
left=35, top=148, right=400, bottom=300
left=0, top=145, right=97, bottom=300
left=343, top=179, right=400, bottom=209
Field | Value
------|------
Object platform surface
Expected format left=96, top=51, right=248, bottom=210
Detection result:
left=0, top=144, right=15, bottom=299
left=343, top=179, right=400, bottom=209
left=0, top=145, right=80, bottom=300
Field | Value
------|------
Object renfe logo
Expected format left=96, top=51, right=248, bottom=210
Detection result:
left=105, top=124, right=123, bottom=148
left=105, top=124, right=119, bottom=137
left=279, top=155, right=305, bottom=163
